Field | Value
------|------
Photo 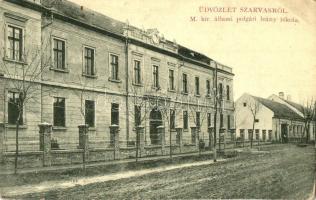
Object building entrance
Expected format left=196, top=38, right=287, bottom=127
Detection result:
left=281, top=124, right=288, bottom=143
left=149, top=109, right=162, bottom=145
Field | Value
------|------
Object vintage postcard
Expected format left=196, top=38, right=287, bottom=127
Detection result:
left=0, top=0, right=315, bottom=199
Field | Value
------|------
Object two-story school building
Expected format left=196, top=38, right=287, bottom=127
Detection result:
left=0, top=0, right=234, bottom=153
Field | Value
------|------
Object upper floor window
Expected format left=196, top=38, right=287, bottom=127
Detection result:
left=134, top=60, right=141, bottom=84
left=53, top=39, right=65, bottom=70
left=226, top=85, right=230, bottom=100
left=7, top=25, right=23, bottom=61
left=110, top=54, right=119, bottom=80
left=206, top=80, right=211, bottom=96
left=153, top=65, right=159, bottom=88
left=218, top=83, right=223, bottom=99
left=8, top=91, right=23, bottom=125
left=195, top=77, right=200, bottom=95
left=169, top=69, right=175, bottom=91
left=53, top=97, right=65, bottom=127
left=182, top=73, right=188, bottom=93
left=85, top=100, right=95, bottom=127
left=84, top=47, right=95, bottom=76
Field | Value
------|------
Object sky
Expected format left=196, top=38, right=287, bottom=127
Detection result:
left=68, top=0, right=316, bottom=103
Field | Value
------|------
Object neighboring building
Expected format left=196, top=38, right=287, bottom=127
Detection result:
left=236, top=93, right=315, bottom=143
left=269, top=92, right=315, bottom=142
left=0, top=0, right=234, bottom=152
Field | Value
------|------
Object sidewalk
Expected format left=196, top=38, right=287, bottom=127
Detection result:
left=0, top=150, right=217, bottom=175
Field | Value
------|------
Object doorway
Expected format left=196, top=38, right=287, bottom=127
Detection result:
left=281, top=124, right=288, bottom=143
left=149, top=108, right=163, bottom=145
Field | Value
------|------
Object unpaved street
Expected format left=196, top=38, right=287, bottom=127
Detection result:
left=4, top=145, right=316, bottom=199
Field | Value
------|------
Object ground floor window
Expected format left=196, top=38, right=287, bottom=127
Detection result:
left=111, top=103, right=119, bottom=125
left=8, top=91, right=23, bottom=125
left=240, top=129, right=245, bottom=139
left=255, top=129, right=260, bottom=140
left=196, top=112, right=201, bottom=128
left=134, top=105, right=141, bottom=127
left=262, top=130, right=266, bottom=141
left=85, top=100, right=95, bottom=127
left=268, top=130, right=272, bottom=140
left=248, top=129, right=253, bottom=140
left=53, top=97, right=65, bottom=127
left=170, top=109, right=175, bottom=129
left=207, top=113, right=211, bottom=128
left=183, top=111, right=188, bottom=130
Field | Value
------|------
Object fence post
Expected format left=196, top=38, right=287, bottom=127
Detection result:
left=110, top=125, right=120, bottom=160
left=157, top=126, right=165, bottom=155
left=39, top=122, right=52, bottom=167
left=0, top=123, right=4, bottom=163
left=136, top=126, right=145, bottom=160
left=78, top=124, right=89, bottom=167
left=175, top=127, right=183, bottom=153
left=219, top=128, right=226, bottom=153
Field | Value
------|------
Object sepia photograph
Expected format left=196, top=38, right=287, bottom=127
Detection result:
left=0, top=0, right=315, bottom=199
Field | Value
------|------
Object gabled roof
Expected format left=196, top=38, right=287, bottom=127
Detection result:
left=253, top=96, right=304, bottom=121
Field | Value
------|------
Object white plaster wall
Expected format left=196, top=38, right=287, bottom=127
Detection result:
left=236, top=93, right=274, bottom=139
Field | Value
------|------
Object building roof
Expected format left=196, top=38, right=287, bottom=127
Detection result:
left=253, top=96, right=304, bottom=121
left=39, top=0, right=224, bottom=68
left=284, top=100, right=305, bottom=113
left=41, top=0, right=125, bottom=35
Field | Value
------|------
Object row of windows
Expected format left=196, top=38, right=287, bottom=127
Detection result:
left=239, top=129, right=273, bottom=140
left=53, top=99, right=120, bottom=128
left=6, top=25, right=232, bottom=99
left=7, top=91, right=233, bottom=130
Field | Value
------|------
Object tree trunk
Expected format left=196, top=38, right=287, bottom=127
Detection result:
left=302, top=122, right=307, bottom=143
left=213, top=112, right=217, bottom=162
left=306, top=121, right=310, bottom=143
left=251, top=119, right=255, bottom=148
left=169, top=129, right=172, bottom=158
left=136, top=130, right=139, bottom=162
left=14, top=114, right=21, bottom=174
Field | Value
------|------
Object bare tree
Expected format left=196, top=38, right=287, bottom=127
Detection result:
left=128, top=81, right=153, bottom=161
left=0, top=37, right=52, bottom=174
left=186, top=94, right=209, bottom=155
left=247, top=98, right=261, bottom=148
left=301, top=98, right=316, bottom=143
left=65, top=73, right=109, bottom=170
left=159, top=94, right=183, bottom=158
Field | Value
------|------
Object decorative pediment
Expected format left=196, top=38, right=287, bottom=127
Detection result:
left=123, top=24, right=177, bottom=53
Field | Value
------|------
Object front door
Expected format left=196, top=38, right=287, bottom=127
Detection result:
left=281, top=124, right=288, bottom=143
left=149, top=109, right=162, bottom=145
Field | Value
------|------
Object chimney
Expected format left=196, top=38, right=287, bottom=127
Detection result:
left=279, top=92, right=284, bottom=99
left=286, top=95, right=291, bottom=101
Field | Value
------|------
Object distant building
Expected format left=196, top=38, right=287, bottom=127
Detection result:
left=235, top=93, right=315, bottom=143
